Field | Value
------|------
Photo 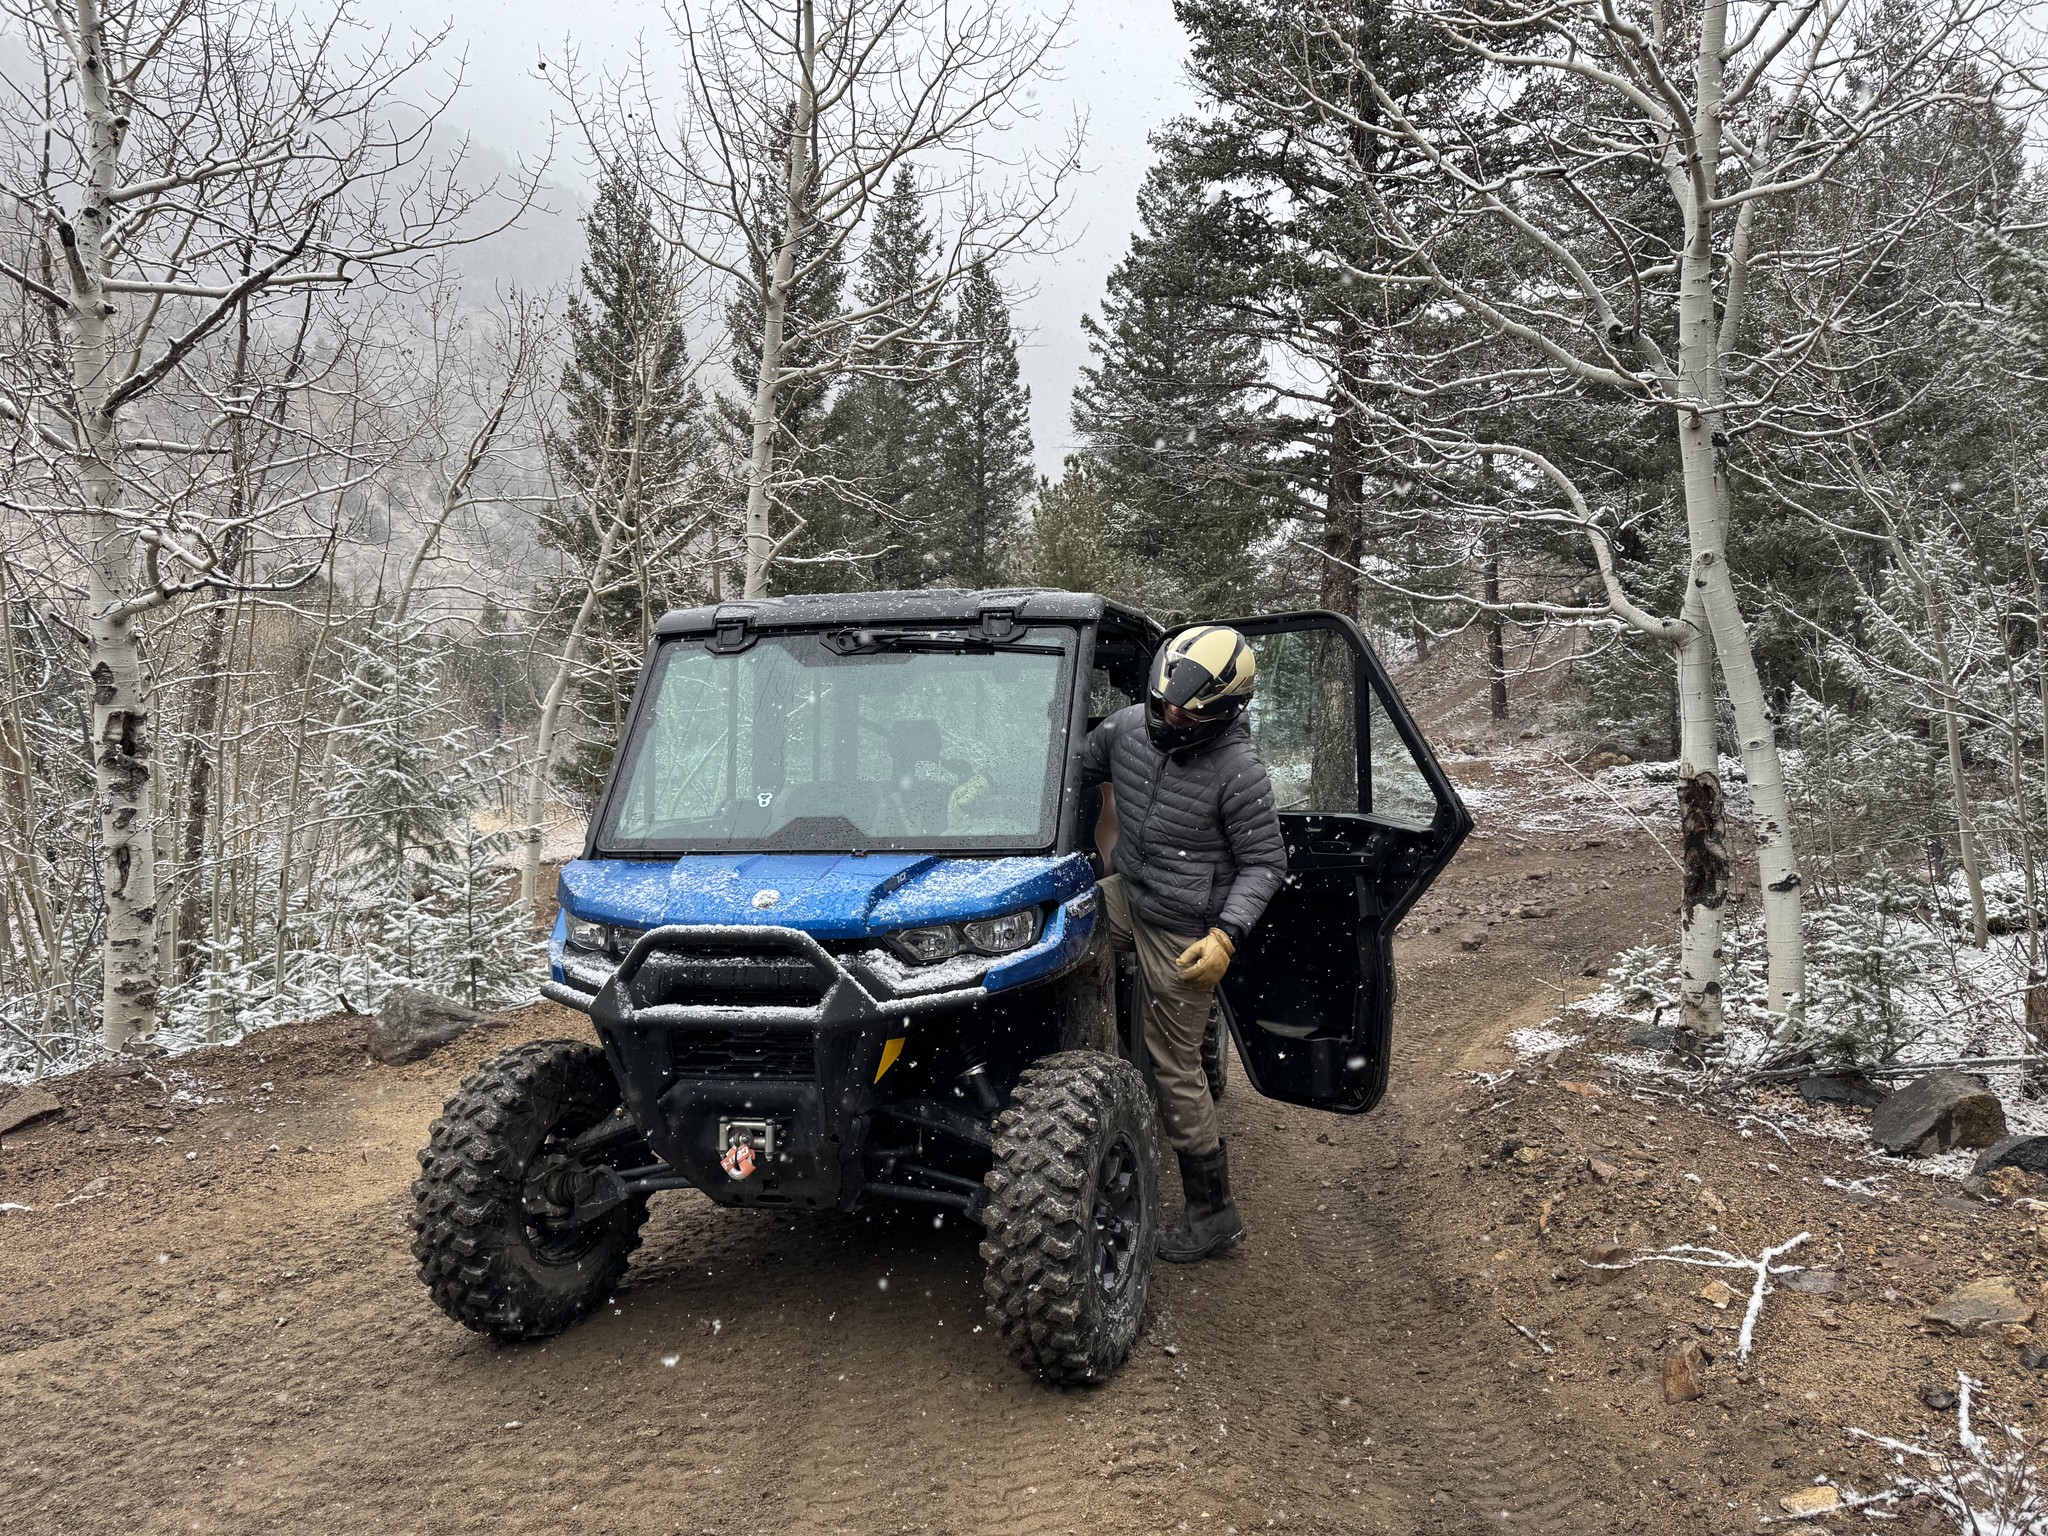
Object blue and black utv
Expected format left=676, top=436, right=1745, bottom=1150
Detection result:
left=410, top=589, right=1469, bottom=1384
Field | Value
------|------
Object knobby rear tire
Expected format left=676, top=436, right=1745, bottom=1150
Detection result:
left=410, top=1039, right=649, bottom=1341
left=979, top=1050, right=1158, bottom=1387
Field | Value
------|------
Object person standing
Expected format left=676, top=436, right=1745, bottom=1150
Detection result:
left=1079, top=625, right=1286, bottom=1262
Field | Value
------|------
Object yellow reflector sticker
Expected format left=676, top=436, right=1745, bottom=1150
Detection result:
left=875, top=1036, right=907, bottom=1082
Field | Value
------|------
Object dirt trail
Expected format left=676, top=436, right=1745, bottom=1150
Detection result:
left=0, top=759, right=1641, bottom=1536
left=10, top=755, right=2014, bottom=1535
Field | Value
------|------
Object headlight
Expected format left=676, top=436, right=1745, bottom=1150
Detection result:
left=565, top=916, right=646, bottom=956
left=884, top=909, right=1042, bottom=965
left=962, top=908, right=1041, bottom=955
left=889, top=925, right=963, bottom=964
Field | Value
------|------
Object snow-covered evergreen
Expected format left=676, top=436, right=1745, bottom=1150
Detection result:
left=409, top=820, right=543, bottom=1011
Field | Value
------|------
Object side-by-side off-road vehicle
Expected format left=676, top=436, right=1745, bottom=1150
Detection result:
left=410, top=589, right=1470, bottom=1384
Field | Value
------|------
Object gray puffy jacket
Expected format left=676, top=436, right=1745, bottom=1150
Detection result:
left=1077, top=704, right=1287, bottom=943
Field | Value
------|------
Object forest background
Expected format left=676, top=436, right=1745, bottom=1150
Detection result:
left=5, top=0, right=2048, bottom=1088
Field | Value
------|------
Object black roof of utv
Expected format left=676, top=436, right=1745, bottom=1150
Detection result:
left=653, top=588, right=1155, bottom=639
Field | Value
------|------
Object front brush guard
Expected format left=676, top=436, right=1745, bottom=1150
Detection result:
left=580, top=925, right=988, bottom=1211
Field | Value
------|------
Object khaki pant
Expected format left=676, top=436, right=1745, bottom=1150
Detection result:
left=1099, top=876, right=1220, bottom=1156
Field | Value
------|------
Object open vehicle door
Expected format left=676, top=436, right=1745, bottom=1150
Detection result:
left=1183, top=611, right=1471, bottom=1114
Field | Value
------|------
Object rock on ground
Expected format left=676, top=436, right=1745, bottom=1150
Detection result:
left=0, top=1086, right=63, bottom=1137
left=1797, top=1071, right=1887, bottom=1109
left=1973, top=1133, right=2048, bottom=1179
left=1662, top=1341, right=1706, bottom=1404
left=1779, top=1487, right=1841, bottom=1517
left=1868, top=1070, right=2006, bottom=1157
left=1626, top=1022, right=1675, bottom=1051
left=365, top=989, right=499, bottom=1066
left=1919, top=1277, right=2036, bottom=1334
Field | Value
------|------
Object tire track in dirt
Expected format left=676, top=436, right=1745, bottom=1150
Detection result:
left=1337, top=910, right=1627, bottom=1533
left=1152, top=1044, right=1593, bottom=1534
left=725, top=1196, right=1192, bottom=1536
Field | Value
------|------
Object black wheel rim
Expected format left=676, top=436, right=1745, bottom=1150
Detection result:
left=1092, top=1134, right=1143, bottom=1298
left=521, top=1129, right=611, bottom=1265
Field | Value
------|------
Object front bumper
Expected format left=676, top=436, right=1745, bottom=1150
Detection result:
left=556, top=896, right=1095, bottom=1210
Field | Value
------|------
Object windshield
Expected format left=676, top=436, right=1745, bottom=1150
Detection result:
left=597, top=627, right=1076, bottom=853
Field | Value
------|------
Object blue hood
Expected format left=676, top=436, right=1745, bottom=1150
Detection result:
left=557, top=853, right=1093, bottom=942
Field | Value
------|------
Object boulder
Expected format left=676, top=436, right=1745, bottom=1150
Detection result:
left=1797, top=1071, right=1888, bottom=1110
left=1972, top=1134, right=2048, bottom=1180
left=366, top=988, right=498, bottom=1065
left=0, top=1085, right=63, bottom=1137
left=1869, top=1070, right=2006, bottom=1157
left=1920, top=1277, right=2036, bottom=1334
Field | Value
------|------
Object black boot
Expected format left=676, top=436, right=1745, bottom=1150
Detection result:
left=1157, top=1139, right=1246, bottom=1263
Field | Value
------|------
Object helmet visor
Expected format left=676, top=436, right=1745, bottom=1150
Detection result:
left=1157, top=658, right=1223, bottom=712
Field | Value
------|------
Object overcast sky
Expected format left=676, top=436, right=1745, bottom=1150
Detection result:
left=348, top=0, right=1200, bottom=474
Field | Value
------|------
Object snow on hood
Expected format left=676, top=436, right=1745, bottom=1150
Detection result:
left=557, top=852, right=1092, bottom=941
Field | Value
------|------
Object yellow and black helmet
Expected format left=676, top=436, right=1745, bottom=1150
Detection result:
left=1146, top=624, right=1256, bottom=753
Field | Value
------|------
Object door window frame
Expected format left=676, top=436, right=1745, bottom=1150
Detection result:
left=1176, top=609, right=1471, bottom=842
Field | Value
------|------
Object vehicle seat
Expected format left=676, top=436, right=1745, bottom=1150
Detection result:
left=886, top=718, right=951, bottom=834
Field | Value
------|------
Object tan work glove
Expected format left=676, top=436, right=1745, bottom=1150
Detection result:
left=1175, top=927, right=1236, bottom=988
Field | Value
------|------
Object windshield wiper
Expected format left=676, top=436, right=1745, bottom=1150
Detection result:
left=822, top=627, right=1063, bottom=656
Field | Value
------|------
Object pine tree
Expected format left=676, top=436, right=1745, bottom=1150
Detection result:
left=547, top=163, right=704, bottom=797
left=324, top=629, right=536, bottom=1010
left=915, top=262, right=1034, bottom=588
left=1071, top=160, right=1277, bottom=616
left=830, top=167, right=940, bottom=589
left=1015, top=462, right=1130, bottom=598
left=411, top=821, right=539, bottom=1010
left=1146, top=0, right=1498, bottom=620
left=326, top=630, right=470, bottom=902
left=449, top=596, right=530, bottom=741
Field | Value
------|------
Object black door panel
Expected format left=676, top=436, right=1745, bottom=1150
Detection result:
left=1213, top=871, right=1393, bottom=1113
left=1170, top=611, right=1470, bottom=1115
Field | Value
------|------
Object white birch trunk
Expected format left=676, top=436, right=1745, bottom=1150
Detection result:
left=1671, top=0, right=1803, bottom=1020
left=1684, top=486, right=1805, bottom=1018
left=741, top=0, right=817, bottom=599
left=66, top=1, right=160, bottom=1048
